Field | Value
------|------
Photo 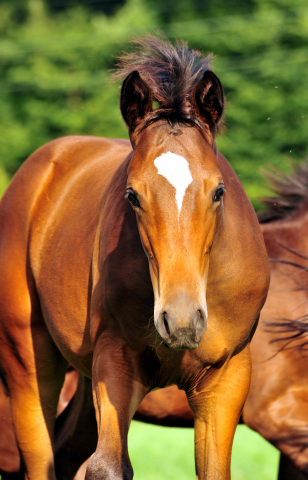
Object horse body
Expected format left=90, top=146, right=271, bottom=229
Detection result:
left=0, top=36, right=269, bottom=480
left=26, top=136, right=133, bottom=374
left=243, top=193, right=308, bottom=479
left=4, top=160, right=308, bottom=480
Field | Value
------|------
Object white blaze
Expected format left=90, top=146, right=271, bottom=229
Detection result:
left=154, top=152, right=193, bottom=213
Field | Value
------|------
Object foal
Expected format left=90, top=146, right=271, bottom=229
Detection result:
left=0, top=35, right=269, bottom=480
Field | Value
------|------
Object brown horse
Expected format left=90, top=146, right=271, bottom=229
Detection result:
left=242, top=162, right=308, bottom=480
left=3, top=163, right=308, bottom=480
left=0, top=35, right=269, bottom=480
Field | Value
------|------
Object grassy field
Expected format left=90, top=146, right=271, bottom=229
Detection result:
left=0, top=422, right=279, bottom=480
left=128, top=421, right=279, bottom=480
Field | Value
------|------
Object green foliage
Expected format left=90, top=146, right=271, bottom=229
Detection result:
left=0, top=0, right=157, bottom=174
left=163, top=1, right=308, bottom=201
left=0, top=0, right=308, bottom=207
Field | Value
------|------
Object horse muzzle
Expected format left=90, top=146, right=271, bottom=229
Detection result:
left=155, top=303, right=207, bottom=350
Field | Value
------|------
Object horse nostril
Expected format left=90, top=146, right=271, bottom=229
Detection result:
left=163, top=312, right=170, bottom=337
left=193, top=307, right=207, bottom=341
left=193, top=309, right=202, bottom=326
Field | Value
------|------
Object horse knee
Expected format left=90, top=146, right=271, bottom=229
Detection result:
left=85, top=453, right=133, bottom=480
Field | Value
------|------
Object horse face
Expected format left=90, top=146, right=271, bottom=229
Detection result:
left=126, top=125, right=224, bottom=350
left=120, top=68, right=225, bottom=350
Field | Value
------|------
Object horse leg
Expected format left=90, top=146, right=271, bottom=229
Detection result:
left=0, top=285, right=67, bottom=480
left=54, top=374, right=97, bottom=480
left=187, top=344, right=251, bottom=480
left=278, top=454, right=308, bottom=480
left=85, top=341, right=148, bottom=480
left=0, top=378, right=24, bottom=479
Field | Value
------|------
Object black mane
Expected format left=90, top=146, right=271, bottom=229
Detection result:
left=114, top=33, right=219, bottom=129
left=258, top=161, right=308, bottom=223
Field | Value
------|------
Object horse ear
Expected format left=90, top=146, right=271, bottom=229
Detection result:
left=192, top=70, right=224, bottom=136
left=120, top=70, right=153, bottom=139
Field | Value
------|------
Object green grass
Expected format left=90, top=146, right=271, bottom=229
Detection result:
left=0, top=423, right=279, bottom=480
left=231, top=425, right=279, bottom=480
left=128, top=422, right=279, bottom=480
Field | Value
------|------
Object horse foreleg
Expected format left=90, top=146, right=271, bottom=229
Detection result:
left=187, top=344, right=251, bottom=480
left=85, top=341, right=148, bottom=480
left=0, top=313, right=67, bottom=480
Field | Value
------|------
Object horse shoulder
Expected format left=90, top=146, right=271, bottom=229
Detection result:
left=0, top=135, right=132, bottom=374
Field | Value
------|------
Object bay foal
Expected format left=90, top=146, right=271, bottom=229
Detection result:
left=0, top=35, right=269, bottom=480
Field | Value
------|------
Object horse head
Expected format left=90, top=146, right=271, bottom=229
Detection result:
left=120, top=64, right=225, bottom=351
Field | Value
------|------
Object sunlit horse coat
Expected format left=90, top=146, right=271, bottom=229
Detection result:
left=0, top=35, right=269, bottom=480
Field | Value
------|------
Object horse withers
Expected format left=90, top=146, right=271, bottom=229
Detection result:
left=0, top=35, right=269, bottom=480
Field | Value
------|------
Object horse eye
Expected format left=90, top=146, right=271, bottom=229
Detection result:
left=213, top=187, right=225, bottom=202
left=126, top=191, right=140, bottom=208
